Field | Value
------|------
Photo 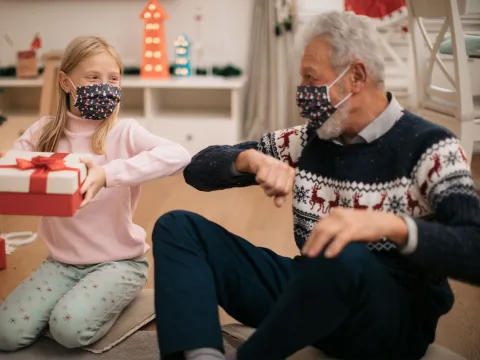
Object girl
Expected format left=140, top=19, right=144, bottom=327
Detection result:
left=0, top=36, right=191, bottom=351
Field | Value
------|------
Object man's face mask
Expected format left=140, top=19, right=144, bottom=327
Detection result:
left=296, top=66, right=352, bottom=129
left=68, top=78, right=121, bottom=121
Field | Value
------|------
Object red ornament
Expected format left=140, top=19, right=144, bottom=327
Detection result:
left=31, top=33, right=42, bottom=51
left=344, top=0, right=406, bottom=19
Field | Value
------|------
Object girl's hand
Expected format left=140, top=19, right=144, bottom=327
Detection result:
left=79, top=158, right=106, bottom=208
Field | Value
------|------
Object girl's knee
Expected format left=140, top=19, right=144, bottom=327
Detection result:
left=0, top=320, right=34, bottom=351
left=0, top=331, right=23, bottom=351
left=48, top=310, right=87, bottom=348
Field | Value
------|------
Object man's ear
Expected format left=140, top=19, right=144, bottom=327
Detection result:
left=58, top=71, right=71, bottom=94
left=351, top=62, right=367, bottom=93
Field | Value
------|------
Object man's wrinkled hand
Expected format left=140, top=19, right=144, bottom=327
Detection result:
left=302, top=208, right=408, bottom=258
left=236, top=150, right=295, bottom=207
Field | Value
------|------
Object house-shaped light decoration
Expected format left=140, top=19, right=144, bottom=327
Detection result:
left=173, top=34, right=191, bottom=76
left=139, top=0, right=170, bottom=79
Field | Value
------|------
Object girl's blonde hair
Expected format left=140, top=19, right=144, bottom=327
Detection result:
left=37, top=36, right=124, bottom=154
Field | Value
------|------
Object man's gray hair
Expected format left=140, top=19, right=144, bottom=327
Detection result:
left=295, top=11, right=385, bottom=85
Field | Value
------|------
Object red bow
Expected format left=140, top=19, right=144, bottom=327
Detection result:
left=0, top=153, right=80, bottom=194
left=15, top=156, right=69, bottom=172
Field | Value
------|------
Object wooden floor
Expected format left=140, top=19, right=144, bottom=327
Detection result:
left=1, top=116, right=480, bottom=357
left=0, top=116, right=301, bottom=328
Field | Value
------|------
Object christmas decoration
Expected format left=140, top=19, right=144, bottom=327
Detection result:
left=139, top=0, right=169, bottom=79
left=173, top=34, right=192, bottom=76
left=345, top=0, right=407, bottom=31
left=275, top=0, right=295, bottom=37
left=345, top=0, right=406, bottom=19
left=211, top=65, right=242, bottom=78
left=31, top=33, right=41, bottom=51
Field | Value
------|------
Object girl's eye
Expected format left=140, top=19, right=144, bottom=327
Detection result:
left=87, top=75, right=98, bottom=80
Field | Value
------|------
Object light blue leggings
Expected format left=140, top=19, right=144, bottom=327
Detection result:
left=0, top=257, right=148, bottom=351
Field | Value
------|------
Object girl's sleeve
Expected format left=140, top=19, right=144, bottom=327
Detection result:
left=11, top=117, right=50, bottom=151
left=103, top=120, right=191, bottom=187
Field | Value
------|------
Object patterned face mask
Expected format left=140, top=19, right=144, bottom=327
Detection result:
left=69, top=79, right=121, bottom=121
left=296, top=66, right=352, bottom=129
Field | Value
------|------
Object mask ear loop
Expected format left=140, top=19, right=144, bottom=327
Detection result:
left=67, top=77, right=78, bottom=106
left=327, top=66, right=353, bottom=108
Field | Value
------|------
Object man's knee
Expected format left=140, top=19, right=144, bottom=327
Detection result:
left=297, top=243, right=378, bottom=293
left=153, top=210, right=199, bottom=238
left=152, top=210, right=209, bottom=251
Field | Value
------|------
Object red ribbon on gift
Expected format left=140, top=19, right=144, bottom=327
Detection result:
left=0, top=153, right=82, bottom=194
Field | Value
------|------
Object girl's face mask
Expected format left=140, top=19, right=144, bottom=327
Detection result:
left=296, top=66, right=352, bottom=129
left=69, top=79, right=121, bottom=121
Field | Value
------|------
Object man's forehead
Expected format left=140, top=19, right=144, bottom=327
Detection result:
left=301, top=37, right=331, bottom=66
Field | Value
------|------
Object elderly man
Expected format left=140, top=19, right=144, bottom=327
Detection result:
left=152, top=11, right=480, bottom=360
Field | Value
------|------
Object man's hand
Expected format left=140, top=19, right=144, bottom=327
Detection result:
left=302, top=208, right=408, bottom=258
left=79, top=157, right=106, bottom=208
left=235, top=149, right=295, bottom=207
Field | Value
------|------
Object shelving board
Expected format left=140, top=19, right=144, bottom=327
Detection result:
left=0, top=75, right=247, bottom=155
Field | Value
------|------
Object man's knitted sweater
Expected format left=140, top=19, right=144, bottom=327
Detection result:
left=184, top=111, right=480, bottom=288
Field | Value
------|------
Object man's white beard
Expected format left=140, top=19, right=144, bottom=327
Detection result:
left=316, top=102, right=350, bottom=140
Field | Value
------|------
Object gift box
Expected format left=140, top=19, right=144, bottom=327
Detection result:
left=16, top=50, right=38, bottom=79
left=0, top=151, right=90, bottom=217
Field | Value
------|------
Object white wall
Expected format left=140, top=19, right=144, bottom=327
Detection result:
left=0, top=0, right=253, bottom=69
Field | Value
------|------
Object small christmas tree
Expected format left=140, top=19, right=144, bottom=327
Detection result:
left=173, top=34, right=191, bottom=76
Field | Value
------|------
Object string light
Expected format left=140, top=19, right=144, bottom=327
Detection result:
left=146, top=23, right=160, bottom=30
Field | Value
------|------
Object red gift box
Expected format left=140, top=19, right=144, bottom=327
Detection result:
left=0, top=238, right=6, bottom=270
left=0, top=151, right=90, bottom=217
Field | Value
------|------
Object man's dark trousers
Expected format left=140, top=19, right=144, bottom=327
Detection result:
left=153, top=210, right=435, bottom=360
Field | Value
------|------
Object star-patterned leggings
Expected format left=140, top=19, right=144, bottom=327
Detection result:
left=0, top=256, right=148, bottom=351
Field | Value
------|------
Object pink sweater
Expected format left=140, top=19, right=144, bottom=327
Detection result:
left=12, top=112, right=191, bottom=265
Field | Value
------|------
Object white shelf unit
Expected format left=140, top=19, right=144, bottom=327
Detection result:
left=0, top=75, right=247, bottom=155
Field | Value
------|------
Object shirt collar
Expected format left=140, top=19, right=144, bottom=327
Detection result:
left=330, top=92, right=404, bottom=145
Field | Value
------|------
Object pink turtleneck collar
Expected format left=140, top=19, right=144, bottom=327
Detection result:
left=65, top=111, right=102, bottom=133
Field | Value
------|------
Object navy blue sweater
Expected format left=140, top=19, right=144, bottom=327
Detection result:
left=184, top=112, right=480, bottom=289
